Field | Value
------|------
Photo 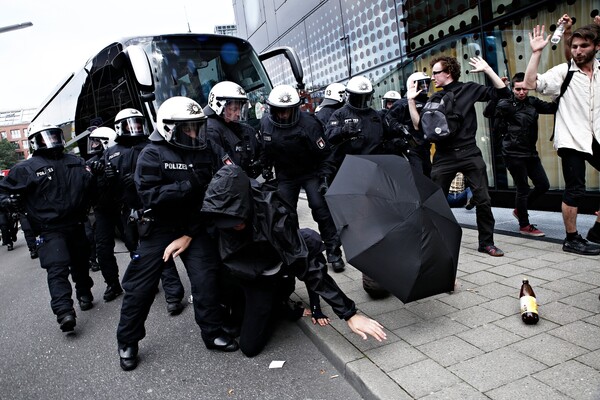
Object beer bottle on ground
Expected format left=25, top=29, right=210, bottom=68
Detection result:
left=519, top=279, right=539, bottom=325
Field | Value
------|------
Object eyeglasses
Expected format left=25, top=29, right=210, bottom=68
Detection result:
left=432, top=69, right=448, bottom=76
left=514, top=88, right=528, bottom=92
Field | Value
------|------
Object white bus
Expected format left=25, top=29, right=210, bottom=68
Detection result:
left=31, top=33, right=303, bottom=157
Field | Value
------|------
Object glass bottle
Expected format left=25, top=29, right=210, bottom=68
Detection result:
left=551, top=22, right=566, bottom=44
left=519, top=279, right=539, bottom=325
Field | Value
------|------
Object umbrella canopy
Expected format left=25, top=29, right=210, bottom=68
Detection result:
left=325, top=154, right=461, bottom=303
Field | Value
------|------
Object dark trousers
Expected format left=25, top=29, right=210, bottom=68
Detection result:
left=37, top=224, right=94, bottom=319
left=116, top=228, right=223, bottom=346
left=557, top=139, right=600, bottom=207
left=505, top=156, right=550, bottom=227
left=19, top=214, right=36, bottom=250
left=432, top=146, right=496, bottom=247
left=0, top=210, right=13, bottom=245
left=84, top=214, right=97, bottom=262
left=278, top=174, right=342, bottom=259
left=95, top=208, right=184, bottom=298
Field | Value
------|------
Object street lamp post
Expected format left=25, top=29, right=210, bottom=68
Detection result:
left=0, top=22, right=33, bottom=34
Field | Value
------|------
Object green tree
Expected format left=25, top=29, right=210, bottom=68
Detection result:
left=0, top=139, right=19, bottom=170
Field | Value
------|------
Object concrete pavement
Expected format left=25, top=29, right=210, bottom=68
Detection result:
left=294, top=201, right=600, bottom=399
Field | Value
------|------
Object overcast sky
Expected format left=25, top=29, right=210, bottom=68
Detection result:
left=0, top=0, right=235, bottom=111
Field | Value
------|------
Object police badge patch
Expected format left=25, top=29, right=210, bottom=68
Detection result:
left=316, top=137, right=326, bottom=149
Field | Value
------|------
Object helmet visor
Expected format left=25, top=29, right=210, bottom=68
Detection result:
left=87, top=137, right=107, bottom=154
left=167, top=119, right=208, bottom=150
left=415, top=78, right=431, bottom=93
left=268, top=106, right=300, bottom=128
left=347, top=93, right=373, bottom=110
left=32, top=128, right=65, bottom=150
left=222, top=99, right=250, bottom=123
left=117, top=117, right=148, bottom=136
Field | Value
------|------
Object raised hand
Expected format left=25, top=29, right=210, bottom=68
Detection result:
left=528, top=24, right=550, bottom=52
left=468, top=56, right=491, bottom=73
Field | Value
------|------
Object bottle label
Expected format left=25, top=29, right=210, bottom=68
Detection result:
left=520, top=296, right=538, bottom=314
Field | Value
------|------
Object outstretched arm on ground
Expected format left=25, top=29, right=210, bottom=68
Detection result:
left=347, top=314, right=387, bottom=341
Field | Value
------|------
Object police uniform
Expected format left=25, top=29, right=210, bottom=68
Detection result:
left=103, top=139, right=185, bottom=304
left=116, top=137, right=232, bottom=348
left=259, top=112, right=342, bottom=264
left=204, top=106, right=262, bottom=178
left=325, top=104, right=385, bottom=168
left=0, top=152, right=95, bottom=325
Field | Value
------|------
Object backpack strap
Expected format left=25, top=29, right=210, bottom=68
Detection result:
left=550, top=61, right=575, bottom=141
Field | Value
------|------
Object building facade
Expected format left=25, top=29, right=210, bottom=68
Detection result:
left=232, top=0, right=600, bottom=212
left=0, top=108, right=36, bottom=160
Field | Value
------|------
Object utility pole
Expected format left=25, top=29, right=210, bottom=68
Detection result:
left=0, top=22, right=33, bottom=34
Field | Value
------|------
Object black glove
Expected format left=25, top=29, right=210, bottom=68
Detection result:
left=391, top=137, right=409, bottom=151
left=341, top=121, right=360, bottom=139
left=122, top=173, right=135, bottom=188
left=318, top=176, right=329, bottom=196
left=1, top=194, right=23, bottom=212
left=262, top=167, right=274, bottom=182
left=88, top=160, right=105, bottom=176
left=104, top=163, right=117, bottom=180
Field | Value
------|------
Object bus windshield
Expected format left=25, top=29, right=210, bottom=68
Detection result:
left=125, top=34, right=272, bottom=120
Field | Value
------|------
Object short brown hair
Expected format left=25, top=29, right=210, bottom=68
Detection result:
left=430, top=56, right=461, bottom=81
left=569, top=24, right=600, bottom=47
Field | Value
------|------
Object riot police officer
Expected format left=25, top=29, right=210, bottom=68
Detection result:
left=116, top=96, right=238, bottom=371
left=0, top=124, right=96, bottom=332
left=260, top=84, right=344, bottom=272
left=383, top=72, right=433, bottom=177
left=325, top=76, right=388, bottom=298
left=314, top=82, right=346, bottom=128
left=204, top=81, right=262, bottom=177
left=101, top=109, right=185, bottom=311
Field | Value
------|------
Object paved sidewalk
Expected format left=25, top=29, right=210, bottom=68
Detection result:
left=294, top=202, right=600, bottom=399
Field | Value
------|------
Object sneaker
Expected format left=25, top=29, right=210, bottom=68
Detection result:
left=478, top=245, right=504, bottom=257
left=512, top=209, right=518, bottom=220
left=587, top=227, right=600, bottom=244
left=563, top=234, right=600, bottom=256
left=103, top=283, right=123, bottom=302
left=519, top=224, right=545, bottom=237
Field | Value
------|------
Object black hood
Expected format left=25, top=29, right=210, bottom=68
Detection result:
left=201, top=164, right=253, bottom=222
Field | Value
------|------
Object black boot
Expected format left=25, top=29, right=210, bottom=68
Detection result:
left=119, top=343, right=139, bottom=371
left=104, top=282, right=123, bottom=302
left=58, top=312, right=76, bottom=332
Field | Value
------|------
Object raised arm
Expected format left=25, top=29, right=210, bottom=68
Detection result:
left=468, top=56, right=505, bottom=88
left=406, top=80, right=421, bottom=130
left=524, top=25, right=551, bottom=90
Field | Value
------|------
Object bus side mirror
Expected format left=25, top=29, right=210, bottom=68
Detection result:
left=112, top=46, right=155, bottom=93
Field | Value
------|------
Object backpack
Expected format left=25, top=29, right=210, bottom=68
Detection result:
left=419, top=91, right=462, bottom=142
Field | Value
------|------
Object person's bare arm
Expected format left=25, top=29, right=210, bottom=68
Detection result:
left=469, top=56, right=505, bottom=88
left=405, top=80, right=421, bottom=130
left=524, top=25, right=551, bottom=90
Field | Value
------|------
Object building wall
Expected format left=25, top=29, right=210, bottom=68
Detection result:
left=0, top=109, right=36, bottom=160
left=233, top=0, right=600, bottom=207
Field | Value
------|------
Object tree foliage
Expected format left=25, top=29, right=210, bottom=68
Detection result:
left=0, top=139, right=20, bottom=170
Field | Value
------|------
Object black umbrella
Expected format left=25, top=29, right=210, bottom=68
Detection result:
left=325, top=154, right=461, bottom=303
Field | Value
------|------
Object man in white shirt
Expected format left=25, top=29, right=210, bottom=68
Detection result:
left=524, top=21, right=600, bottom=255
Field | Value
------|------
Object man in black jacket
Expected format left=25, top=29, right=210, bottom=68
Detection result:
left=484, top=72, right=556, bottom=237
left=116, top=97, right=237, bottom=372
left=0, top=124, right=96, bottom=332
left=407, top=56, right=511, bottom=256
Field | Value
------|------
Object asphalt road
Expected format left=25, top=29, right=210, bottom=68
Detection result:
left=0, top=236, right=362, bottom=400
